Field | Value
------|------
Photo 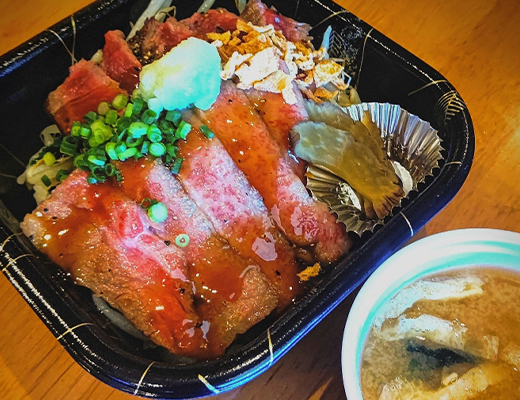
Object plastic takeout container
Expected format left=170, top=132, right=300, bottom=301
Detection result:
left=0, top=0, right=473, bottom=397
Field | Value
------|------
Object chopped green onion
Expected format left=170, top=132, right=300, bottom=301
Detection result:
left=89, top=129, right=105, bottom=147
left=105, top=109, right=118, bottom=125
left=93, top=147, right=106, bottom=157
left=91, top=120, right=105, bottom=131
left=148, top=202, right=168, bottom=223
left=60, top=137, right=78, bottom=155
left=55, top=96, right=205, bottom=188
left=170, top=157, right=183, bottom=174
left=56, top=169, right=69, bottom=182
left=147, top=125, right=162, bottom=142
left=158, top=119, right=174, bottom=135
left=142, top=109, right=157, bottom=125
left=90, top=120, right=113, bottom=141
left=129, top=121, right=148, bottom=138
left=80, top=125, right=91, bottom=139
left=115, top=142, right=127, bottom=154
left=112, top=93, right=128, bottom=110
left=84, top=111, right=98, bottom=124
left=116, top=117, right=132, bottom=133
left=105, top=163, right=117, bottom=176
left=165, top=133, right=176, bottom=143
left=175, top=233, right=190, bottom=248
left=87, top=154, right=106, bottom=166
left=74, top=154, right=86, bottom=169
left=90, top=167, right=107, bottom=182
left=149, top=142, right=166, bottom=157
left=126, top=136, right=143, bottom=148
left=86, top=174, right=98, bottom=184
left=43, top=152, right=56, bottom=166
left=165, top=110, right=182, bottom=126
left=175, top=120, right=191, bottom=140
left=117, top=147, right=138, bottom=161
left=70, top=122, right=82, bottom=137
left=105, top=142, right=118, bottom=160
left=132, top=98, right=145, bottom=116
left=166, top=144, right=178, bottom=157
left=41, top=175, right=52, bottom=187
left=141, top=140, right=150, bottom=155
left=123, top=103, right=134, bottom=118
left=97, top=101, right=111, bottom=115
left=200, top=124, right=214, bottom=139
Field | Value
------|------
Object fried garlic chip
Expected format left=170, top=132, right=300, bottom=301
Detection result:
left=297, top=263, right=321, bottom=282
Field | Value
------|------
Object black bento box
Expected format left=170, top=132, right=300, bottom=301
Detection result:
left=0, top=0, right=473, bottom=398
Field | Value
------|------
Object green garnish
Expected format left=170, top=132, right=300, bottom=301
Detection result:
left=97, top=101, right=110, bottom=116
left=33, top=94, right=195, bottom=186
left=175, top=233, right=190, bottom=248
left=165, top=110, right=182, bottom=126
left=86, top=174, right=98, bottom=184
left=84, top=111, right=98, bottom=124
left=60, top=136, right=79, bottom=155
left=200, top=125, right=214, bottom=139
left=149, top=142, right=166, bottom=157
left=70, top=122, right=82, bottom=137
left=132, top=98, right=145, bottom=115
left=55, top=169, right=69, bottom=182
left=175, top=121, right=191, bottom=140
left=105, top=109, right=118, bottom=125
left=148, top=202, right=168, bottom=223
left=41, top=175, right=52, bottom=186
left=170, top=157, right=183, bottom=175
left=43, top=152, right=56, bottom=166
left=117, top=147, right=138, bottom=161
left=141, top=109, right=157, bottom=125
left=147, top=125, right=162, bottom=142
left=129, top=121, right=148, bottom=138
left=79, top=125, right=91, bottom=139
left=112, top=93, right=128, bottom=110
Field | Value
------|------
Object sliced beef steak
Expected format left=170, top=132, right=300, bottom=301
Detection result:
left=116, top=158, right=278, bottom=355
left=175, top=126, right=303, bottom=309
left=194, top=81, right=351, bottom=264
left=240, top=0, right=311, bottom=42
left=46, top=60, right=126, bottom=133
left=246, top=88, right=308, bottom=180
left=102, top=30, right=142, bottom=92
left=20, top=169, right=207, bottom=357
left=21, top=167, right=277, bottom=358
left=181, top=8, right=239, bottom=35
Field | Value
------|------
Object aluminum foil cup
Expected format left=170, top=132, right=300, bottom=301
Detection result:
left=306, top=102, right=443, bottom=235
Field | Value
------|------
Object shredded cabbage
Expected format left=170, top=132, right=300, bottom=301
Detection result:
left=18, top=125, right=74, bottom=204
left=235, top=0, right=247, bottom=14
left=197, top=0, right=216, bottom=13
left=127, top=0, right=174, bottom=40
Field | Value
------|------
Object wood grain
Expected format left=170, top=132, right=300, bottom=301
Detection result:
left=1, top=0, right=519, bottom=399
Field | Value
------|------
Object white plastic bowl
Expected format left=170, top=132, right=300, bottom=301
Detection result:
left=341, top=228, right=520, bottom=399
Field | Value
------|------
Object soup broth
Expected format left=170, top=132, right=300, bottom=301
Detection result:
left=360, top=267, right=520, bottom=400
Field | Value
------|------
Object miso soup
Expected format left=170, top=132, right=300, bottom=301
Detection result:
left=360, top=267, right=520, bottom=400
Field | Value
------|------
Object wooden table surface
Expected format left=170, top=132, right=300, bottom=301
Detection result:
left=1, top=0, right=519, bottom=399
